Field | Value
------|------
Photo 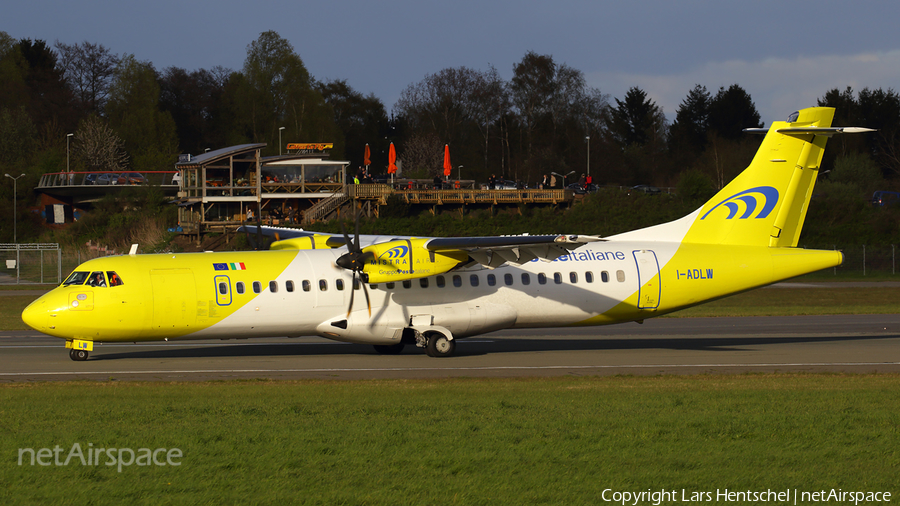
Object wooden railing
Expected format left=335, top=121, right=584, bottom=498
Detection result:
left=347, top=184, right=573, bottom=205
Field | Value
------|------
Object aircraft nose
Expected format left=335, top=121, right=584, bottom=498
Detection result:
left=21, top=297, right=48, bottom=331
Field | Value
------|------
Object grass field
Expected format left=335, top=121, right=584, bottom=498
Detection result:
left=2, top=375, right=898, bottom=505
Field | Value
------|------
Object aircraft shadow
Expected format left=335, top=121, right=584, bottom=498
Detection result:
left=89, top=333, right=899, bottom=361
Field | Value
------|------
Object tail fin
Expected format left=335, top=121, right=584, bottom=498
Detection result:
left=683, top=107, right=836, bottom=246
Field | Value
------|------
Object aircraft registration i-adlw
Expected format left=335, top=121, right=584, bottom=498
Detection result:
left=22, top=107, right=873, bottom=361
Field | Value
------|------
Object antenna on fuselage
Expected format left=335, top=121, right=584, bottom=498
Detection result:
left=129, top=244, right=138, bottom=255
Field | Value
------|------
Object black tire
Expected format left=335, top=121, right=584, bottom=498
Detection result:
left=69, top=349, right=76, bottom=361
left=72, top=349, right=89, bottom=361
left=373, top=343, right=405, bottom=355
left=425, top=333, right=455, bottom=358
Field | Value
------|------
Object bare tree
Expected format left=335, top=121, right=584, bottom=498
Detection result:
left=75, top=115, right=128, bottom=171
left=54, top=40, right=120, bottom=113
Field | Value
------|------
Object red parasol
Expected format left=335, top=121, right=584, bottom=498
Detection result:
left=364, top=144, right=371, bottom=167
left=388, top=142, right=397, bottom=174
left=443, top=144, right=451, bottom=177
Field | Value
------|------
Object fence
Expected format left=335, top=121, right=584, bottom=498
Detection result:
left=0, top=244, right=62, bottom=284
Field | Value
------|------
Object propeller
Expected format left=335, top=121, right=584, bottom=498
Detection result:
left=335, top=210, right=372, bottom=317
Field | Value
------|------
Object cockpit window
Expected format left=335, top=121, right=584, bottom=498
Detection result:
left=87, top=271, right=106, bottom=287
left=107, top=271, right=123, bottom=286
left=63, top=271, right=90, bottom=286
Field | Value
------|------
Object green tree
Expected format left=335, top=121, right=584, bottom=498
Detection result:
left=609, top=87, right=665, bottom=148
left=707, top=84, right=762, bottom=139
left=317, top=79, right=388, bottom=169
left=669, top=84, right=711, bottom=155
left=105, top=55, right=178, bottom=170
left=240, top=31, right=337, bottom=155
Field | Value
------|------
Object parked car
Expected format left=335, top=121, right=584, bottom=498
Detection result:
left=629, top=184, right=661, bottom=195
left=566, top=183, right=598, bottom=194
left=871, top=191, right=900, bottom=207
left=83, top=173, right=99, bottom=185
left=117, top=172, right=146, bottom=185
left=95, top=173, right=120, bottom=185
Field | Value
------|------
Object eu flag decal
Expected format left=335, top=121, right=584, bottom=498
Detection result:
left=213, top=263, right=229, bottom=271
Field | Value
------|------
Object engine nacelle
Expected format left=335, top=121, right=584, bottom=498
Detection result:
left=361, top=238, right=468, bottom=283
left=270, top=234, right=339, bottom=250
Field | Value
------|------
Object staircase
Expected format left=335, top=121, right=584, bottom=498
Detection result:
left=302, top=192, right=349, bottom=225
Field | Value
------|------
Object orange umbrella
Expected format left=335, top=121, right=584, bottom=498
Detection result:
left=443, top=144, right=451, bottom=177
left=364, top=144, right=371, bottom=167
left=388, top=143, right=397, bottom=174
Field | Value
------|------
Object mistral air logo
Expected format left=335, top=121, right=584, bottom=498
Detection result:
left=379, top=245, right=409, bottom=260
left=700, top=186, right=779, bottom=220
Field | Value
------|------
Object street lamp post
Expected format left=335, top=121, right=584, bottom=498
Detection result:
left=458, top=165, right=463, bottom=182
left=585, top=136, right=590, bottom=177
left=66, top=133, right=73, bottom=173
left=279, top=127, right=285, bottom=156
left=5, top=173, right=26, bottom=243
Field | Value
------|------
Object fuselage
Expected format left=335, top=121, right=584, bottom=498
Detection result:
left=21, top=238, right=841, bottom=347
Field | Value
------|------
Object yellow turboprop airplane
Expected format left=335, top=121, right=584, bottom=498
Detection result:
left=23, top=107, right=871, bottom=361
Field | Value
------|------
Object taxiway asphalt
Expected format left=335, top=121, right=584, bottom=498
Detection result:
left=1, top=314, right=898, bottom=381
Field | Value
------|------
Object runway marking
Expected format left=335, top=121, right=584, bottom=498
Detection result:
left=1, top=362, right=898, bottom=377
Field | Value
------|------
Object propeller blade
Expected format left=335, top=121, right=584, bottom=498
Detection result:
left=362, top=278, right=371, bottom=317
left=346, top=271, right=356, bottom=317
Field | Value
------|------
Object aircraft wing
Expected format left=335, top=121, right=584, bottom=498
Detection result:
left=424, top=234, right=605, bottom=267
left=238, top=225, right=604, bottom=272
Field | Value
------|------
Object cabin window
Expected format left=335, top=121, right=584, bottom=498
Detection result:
left=386, top=282, right=395, bottom=290
left=286, top=280, right=294, bottom=292
left=369, top=284, right=378, bottom=290
left=336, top=279, right=344, bottom=291
left=236, top=282, right=245, bottom=294
left=106, top=271, right=123, bottom=286
left=63, top=271, right=90, bottom=286
left=487, top=274, right=496, bottom=286
left=521, top=273, right=531, bottom=285
left=218, top=282, right=228, bottom=295
left=554, top=272, right=562, bottom=284
left=269, top=281, right=278, bottom=293
left=319, top=279, right=327, bottom=291
left=452, top=275, right=462, bottom=287
left=601, top=271, right=609, bottom=283
left=253, top=281, right=261, bottom=294
left=616, top=270, right=626, bottom=282
left=402, top=280, right=411, bottom=289
left=504, top=273, right=514, bottom=286
left=420, top=278, right=429, bottom=288
left=537, top=273, right=547, bottom=285
left=570, top=272, right=578, bottom=283
left=436, top=275, right=446, bottom=288
left=87, top=271, right=106, bottom=287
left=302, top=280, right=311, bottom=292
left=470, top=274, right=479, bottom=287
left=585, top=272, right=594, bottom=283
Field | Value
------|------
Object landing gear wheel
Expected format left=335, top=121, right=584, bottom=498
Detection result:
left=70, top=349, right=89, bottom=361
left=373, top=343, right=405, bottom=355
left=425, top=333, right=455, bottom=358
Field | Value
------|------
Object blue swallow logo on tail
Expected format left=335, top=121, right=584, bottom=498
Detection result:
left=701, top=186, right=779, bottom=220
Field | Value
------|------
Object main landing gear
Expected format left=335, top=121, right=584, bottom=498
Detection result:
left=424, top=332, right=455, bottom=358
left=69, top=349, right=89, bottom=361
left=373, top=328, right=457, bottom=358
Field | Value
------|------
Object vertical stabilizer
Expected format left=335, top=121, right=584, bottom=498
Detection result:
left=682, top=107, right=834, bottom=246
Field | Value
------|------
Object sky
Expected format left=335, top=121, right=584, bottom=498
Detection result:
left=8, top=0, right=900, bottom=126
